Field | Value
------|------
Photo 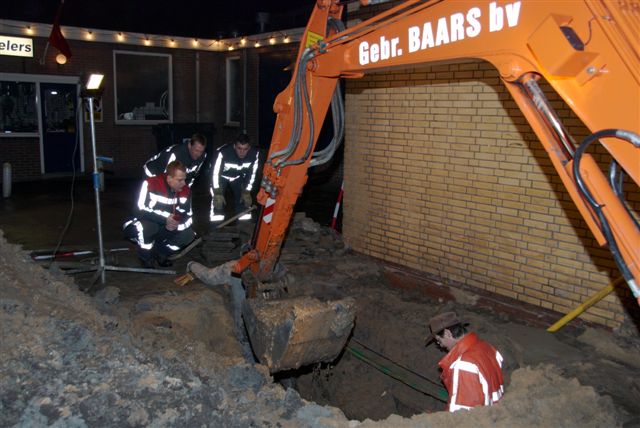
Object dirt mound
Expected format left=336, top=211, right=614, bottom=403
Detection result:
left=0, top=231, right=347, bottom=426
left=357, top=365, right=617, bottom=428
left=0, top=224, right=633, bottom=427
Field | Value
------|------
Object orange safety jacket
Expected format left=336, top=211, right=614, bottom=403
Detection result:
left=438, top=332, right=504, bottom=412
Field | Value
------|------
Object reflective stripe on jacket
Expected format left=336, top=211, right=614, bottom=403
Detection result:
left=144, top=143, right=206, bottom=188
left=439, top=333, right=504, bottom=412
left=211, top=143, right=259, bottom=192
left=136, top=174, right=192, bottom=231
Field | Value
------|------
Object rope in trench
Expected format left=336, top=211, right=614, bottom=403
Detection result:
left=346, top=338, right=448, bottom=403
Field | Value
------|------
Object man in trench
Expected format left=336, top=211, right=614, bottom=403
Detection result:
left=427, top=311, right=505, bottom=412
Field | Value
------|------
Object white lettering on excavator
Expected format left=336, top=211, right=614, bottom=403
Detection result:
left=359, top=35, right=401, bottom=65
left=358, top=1, right=521, bottom=66
left=489, top=1, right=521, bottom=32
left=408, top=6, right=481, bottom=53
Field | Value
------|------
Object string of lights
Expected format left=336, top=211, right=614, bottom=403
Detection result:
left=0, top=19, right=301, bottom=54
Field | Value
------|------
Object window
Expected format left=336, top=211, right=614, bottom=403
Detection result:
left=114, top=51, right=172, bottom=124
left=0, top=80, right=38, bottom=136
left=226, top=56, right=241, bottom=126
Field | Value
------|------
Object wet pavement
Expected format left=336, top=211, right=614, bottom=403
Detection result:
left=0, top=174, right=342, bottom=297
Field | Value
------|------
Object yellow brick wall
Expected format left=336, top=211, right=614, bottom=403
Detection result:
left=343, top=60, right=636, bottom=329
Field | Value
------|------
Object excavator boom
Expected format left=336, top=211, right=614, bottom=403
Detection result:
left=232, top=0, right=640, bottom=372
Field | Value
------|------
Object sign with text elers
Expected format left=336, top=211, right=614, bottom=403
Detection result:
left=0, top=35, right=34, bottom=58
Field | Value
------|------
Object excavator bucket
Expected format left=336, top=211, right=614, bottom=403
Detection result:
left=186, top=261, right=356, bottom=372
left=242, top=296, right=356, bottom=373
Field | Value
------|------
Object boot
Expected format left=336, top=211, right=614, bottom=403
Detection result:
left=137, top=248, right=156, bottom=268
left=153, top=244, right=173, bottom=268
left=157, top=257, right=173, bottom=268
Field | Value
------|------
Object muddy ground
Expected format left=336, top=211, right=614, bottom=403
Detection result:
left=1, top=177, right=639, bottom=427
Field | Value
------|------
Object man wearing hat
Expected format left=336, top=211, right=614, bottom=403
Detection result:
left=427, top=311, right=504, bottom=412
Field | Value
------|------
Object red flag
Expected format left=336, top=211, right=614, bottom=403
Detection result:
left=48, top=0, right=72, bottom=59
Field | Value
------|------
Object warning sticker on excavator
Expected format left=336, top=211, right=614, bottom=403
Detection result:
left=306, top=31, right=323, bottom=48
left=262, top=197, right=276, bottom=224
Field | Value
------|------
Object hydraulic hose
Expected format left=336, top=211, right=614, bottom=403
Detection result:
left=572, top=129, right=640, bottom=300
left=608, top=163, right=640, bottom=230
left=269, top=48, right=314, bottom=166
left=271, top=18, right=347, bottom=170
left=310, top=18, right=347, bottom=168
left=310, top=79, right=345, bottom=168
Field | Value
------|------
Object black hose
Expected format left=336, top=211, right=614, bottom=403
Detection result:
left=572, top=129, right=640, bottom=296
left=608, top=162, right=640, bottom=230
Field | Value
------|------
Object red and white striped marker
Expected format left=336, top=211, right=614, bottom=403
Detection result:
left=330, top=181, right=344, bottom=230
left=262, top=197, right=276, bottom=224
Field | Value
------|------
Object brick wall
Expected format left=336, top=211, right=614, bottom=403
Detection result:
left=343, top=61, right=637, bottom=328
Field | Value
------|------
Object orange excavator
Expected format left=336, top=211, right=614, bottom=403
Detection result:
left=192, top=0, right=639, bottom=372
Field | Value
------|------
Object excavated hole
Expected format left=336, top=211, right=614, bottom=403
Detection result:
left=276, top=334, right=446, bottom=421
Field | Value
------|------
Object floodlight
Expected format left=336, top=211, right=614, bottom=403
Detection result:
left=85, top=73, right=104, bottom=90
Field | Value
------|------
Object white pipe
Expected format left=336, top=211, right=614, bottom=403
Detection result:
left=243, top=49, right=247, bottom=133
left=187, top=259, right=236, bottom=286
left=195, top=52, right=200, bottom=122
left=2, top=162, right=11, bottom=198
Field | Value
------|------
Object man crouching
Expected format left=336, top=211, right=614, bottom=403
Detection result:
left=123, top=160, right=195, bottom=268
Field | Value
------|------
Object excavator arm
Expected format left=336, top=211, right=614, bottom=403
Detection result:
left=235, top=0, right=639, bottom=303
left=214, top=0, right=640, bottom=373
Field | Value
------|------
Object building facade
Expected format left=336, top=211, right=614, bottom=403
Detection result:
left=0, top=20, right=298, bottom=181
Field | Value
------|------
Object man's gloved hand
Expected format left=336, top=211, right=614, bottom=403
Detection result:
left=241, top=190, right=252, bottom=208
left=213, top=194, right=226, bottom=211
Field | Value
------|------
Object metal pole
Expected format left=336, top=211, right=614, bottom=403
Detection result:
left=215, top=205, right=257, bottom=229
left=88, top=96, right=106, bottom=284
left=547, top=277, right=623, bottom=332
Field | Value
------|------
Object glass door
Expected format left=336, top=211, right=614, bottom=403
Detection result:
left=40, top=82, right=81, bottom=174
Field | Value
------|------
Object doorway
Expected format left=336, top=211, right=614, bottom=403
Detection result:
left=40, top=82, right=82, bottom=174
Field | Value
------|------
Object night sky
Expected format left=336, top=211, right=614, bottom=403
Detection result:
left=1, top=0, right=313, bottom=39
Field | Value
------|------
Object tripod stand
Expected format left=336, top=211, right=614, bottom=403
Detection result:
left=69, top=91, right=175, bottom=289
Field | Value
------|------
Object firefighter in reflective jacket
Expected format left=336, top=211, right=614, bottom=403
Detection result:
left=123, top=161, right=195, bottom=268
left=426, top=312, right=504, bottom=412
left=210, top=133, right=259, bottom=224
left=144, top=133, right=207, bottom=188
